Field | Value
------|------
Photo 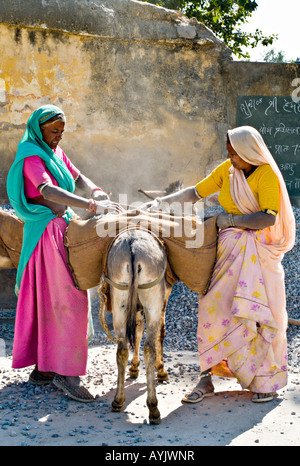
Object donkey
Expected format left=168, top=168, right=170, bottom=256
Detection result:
left=105, top=228, right=172, bottom=425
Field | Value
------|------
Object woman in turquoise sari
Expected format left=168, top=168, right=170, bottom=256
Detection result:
left=7, top=105, right=121, bottom=402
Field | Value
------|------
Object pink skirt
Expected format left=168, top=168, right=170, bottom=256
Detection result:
left=12, top=218, right=89, bottom=376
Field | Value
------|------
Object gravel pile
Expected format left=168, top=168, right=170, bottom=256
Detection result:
left=1, top=205, right=299, bottom=373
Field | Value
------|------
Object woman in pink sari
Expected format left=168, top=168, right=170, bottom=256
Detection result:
left=147, top=126, right=295, bottom=403
left=7, top=105, right=123, bottom=402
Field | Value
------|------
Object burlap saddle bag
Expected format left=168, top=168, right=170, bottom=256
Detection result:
left=64, top=210, right=218, bottom=295
left=0, top=210, right=23, bottom=269
left=0, top=209, right=218, bottom=297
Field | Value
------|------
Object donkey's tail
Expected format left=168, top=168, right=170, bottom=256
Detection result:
left=126, top=256, right=139, bottom=348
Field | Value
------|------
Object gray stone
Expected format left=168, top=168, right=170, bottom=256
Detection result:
left=0, top=0, right=228, bottom=49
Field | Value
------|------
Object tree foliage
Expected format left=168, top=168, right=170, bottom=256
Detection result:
left=263, top=49, right=286, bottom=63
left=262, top=49, right=300, bottom=64
left=141, top=0, right=277, bottom=59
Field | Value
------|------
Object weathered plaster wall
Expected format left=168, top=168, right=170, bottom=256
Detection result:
left=0, top=0, right=299, bottom=206
left=0, top=24, right=94, bottom=201
left=0, top=0, right=231, bottom=204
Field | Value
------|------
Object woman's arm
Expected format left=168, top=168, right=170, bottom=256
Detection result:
left=217, top=211, right=276, bottom=230
left=41, top=184, right=122, bottom=214
left=75, top=173, right=109, bottom=201
left=142, top=186, right=201, bottom=209
left=141, top=162, right=227, bottom=211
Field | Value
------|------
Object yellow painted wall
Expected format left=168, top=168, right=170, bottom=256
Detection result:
left=1, top=21, right=299, bottom=206
left=0, top=24, right=228, bottom=204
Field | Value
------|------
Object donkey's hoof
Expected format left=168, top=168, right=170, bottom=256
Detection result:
left=112, top=400, right=124, bottom=412
left=157, top=371, right=169, bottom=383
left=149, top=414, right=161, bottom=425
left=148, top=405, right=161, bottom=425
left=129, top=367, right=139, bottom=379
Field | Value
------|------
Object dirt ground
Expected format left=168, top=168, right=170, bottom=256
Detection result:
left=0, top=345, right=299, bottom=449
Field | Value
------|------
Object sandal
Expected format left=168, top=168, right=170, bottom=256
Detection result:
left=252, top=392, right=276, bottom=403
left=182, top=388, right=214, bottom=404
left=53, top=374, right=95, bottom=403
left=29, top=369, right=55, bottom=386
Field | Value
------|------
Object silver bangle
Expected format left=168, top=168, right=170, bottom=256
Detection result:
left=194, top=187, right=202, bottom=200
left=228, top=213, right=235, bottom=227
left=38, top=183, right=49, bottom=194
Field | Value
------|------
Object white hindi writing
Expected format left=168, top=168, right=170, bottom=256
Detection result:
left=239, top=98, right=263, bottom=118
left=264, top=97, right=300, bottom=115
left=273, top=144, right=300, bottom=156
left=279, top=162, right=297, bottom=176
left=285, top=179, right=300, bottom=191
left=259, top=123, right=300, bottom=137
left=240, top=96, right=300, bottom=119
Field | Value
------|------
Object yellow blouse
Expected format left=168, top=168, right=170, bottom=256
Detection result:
left=195, top=159, right=280, bottom=215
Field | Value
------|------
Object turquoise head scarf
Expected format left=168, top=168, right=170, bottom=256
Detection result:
left=7, top=105, right=75, bottom=294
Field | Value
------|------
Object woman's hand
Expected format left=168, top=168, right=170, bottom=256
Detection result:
left=142, top=198, right=161, bottom=211
left=95, top=200, right=125, bottom=215
left=216, top=212, right=232, bottom=230
left=91, top=189, right=110, bottom=201
left=139, top=186, right=200, bottom=212
left=138, top=200, right=155, bottom=211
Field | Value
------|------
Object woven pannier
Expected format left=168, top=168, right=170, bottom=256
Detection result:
left=0, top=210, right=23, bottom=269
left=64, top=210, right=218, bottom=295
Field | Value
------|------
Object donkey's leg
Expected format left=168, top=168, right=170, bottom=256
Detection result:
left=156, top=286, right=172, bottom=382
left=129, top=309, right=144, bottom=379
left=156, top=305, right=169, bottom=382
left=140, top=288, right=164, bottom=425
left=144, top=327, right=161, bottom=424
left=110, top=289, right=129, bottom=412
left=112, top=337, right=129, bottom=412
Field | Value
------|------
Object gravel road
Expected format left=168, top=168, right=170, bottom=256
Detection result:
left=1, top=205, right=299, bottom=371
left=0, top=206, right=299, bottom=447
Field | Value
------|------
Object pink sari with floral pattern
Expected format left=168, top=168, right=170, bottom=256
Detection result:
left=198, top=228, right=288, bottom=392
left=197, top=126, right=295, bottom=393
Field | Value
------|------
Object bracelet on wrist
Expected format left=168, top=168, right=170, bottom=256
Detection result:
left=193, top=186, right=202, bottom=200
left=228, top=213, right=235, bottom=227
left=91, top=187, right=103, bottom=194
left=86, top=198, right=97, bottom=213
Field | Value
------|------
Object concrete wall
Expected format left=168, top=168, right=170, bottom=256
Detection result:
left=0, top=0, right=299, bottom=206
left=0, top=0, right=231, bottom=205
